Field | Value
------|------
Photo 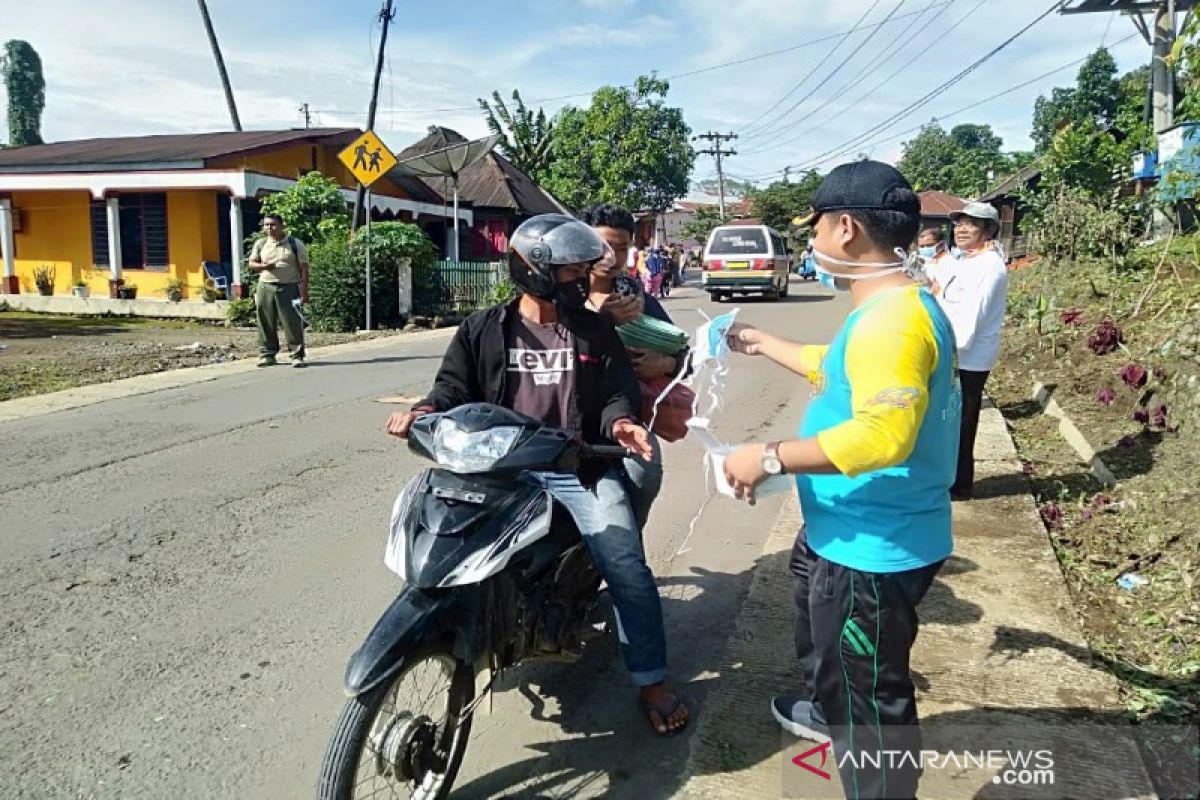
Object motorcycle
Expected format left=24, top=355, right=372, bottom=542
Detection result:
left=317, top=403, right=629, bottom=800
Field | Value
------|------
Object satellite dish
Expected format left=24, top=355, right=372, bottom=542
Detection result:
left=392, top=133, right=503, bottom=261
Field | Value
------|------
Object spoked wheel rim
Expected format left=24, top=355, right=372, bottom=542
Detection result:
left=351, top=653, right=467, bottom=800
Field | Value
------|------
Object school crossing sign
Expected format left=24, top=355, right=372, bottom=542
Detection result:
left=337, top=130, right=398, bottom=188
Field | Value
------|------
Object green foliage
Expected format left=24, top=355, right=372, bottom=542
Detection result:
left=897, top=122, right=1010, bottom=197
left=1116, top=66, right=1154, bottom=151
left=1, top=41, right=45, bottom=147
left=747, top=171, right=822, bottom=232
left=1172, top=13, right=1200, bottom=121
left=32, top=264, right=54, bottom=292
left=307, top=221, right=436, bottom=332
left=165, top=277, right=186, bottom=302
left=485, top=277, right=519, bottom=306
left=478, top=89, right=555, bottom=182
left=1022, top=188, right=1137, bottom=263
left=226, top=297, right=256, bottom=327
left=678, top=205, right=724, bottom=246
left=1031, top=48, right=1121, bottom=153
left=258, top=171, right=349, bottom=246
left=1041, top=119, right=1132, bottom=199
left=691, top=177, right=755, bottom=198
left=544, top=75, right=694, bottom=212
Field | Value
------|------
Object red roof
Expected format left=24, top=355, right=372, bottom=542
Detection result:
left=919, top=190, right=967, bottom=217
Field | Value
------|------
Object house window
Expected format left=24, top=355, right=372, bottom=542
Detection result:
left=90, top=193, right=169, bottom=269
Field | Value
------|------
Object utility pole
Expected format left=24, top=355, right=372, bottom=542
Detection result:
left=1151, top=0, right=1176, bottom=135
left=196, top=0, right=241, bottom=131
left=782, top=166, right=792, bottom=184
left=352, top=0, right=396, bottom=232
left=694, top=131, right=738, bottom=220
left=298, top=103, right=312, bottom=129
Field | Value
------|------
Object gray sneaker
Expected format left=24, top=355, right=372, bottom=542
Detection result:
left=772, top=695, right=831, bottom=742
left=291, top=355, right=306, bottom=368
left=257, top=356, right=277, bottom=368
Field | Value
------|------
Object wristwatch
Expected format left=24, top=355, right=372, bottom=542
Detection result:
left=762, top=442, right=784, bottom=476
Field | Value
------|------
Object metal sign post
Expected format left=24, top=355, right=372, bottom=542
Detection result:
left=365, top=184, right=372, bottom=332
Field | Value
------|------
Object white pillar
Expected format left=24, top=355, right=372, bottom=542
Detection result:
left=228, top=196, right=245, bottom=296
left=0, top=198, right=16, bottom=294
left=1152, top=3, right=1176, bottom=134
left=105, top=196, right=123, bottom=284
left=396, top=257, right=412, bottom=317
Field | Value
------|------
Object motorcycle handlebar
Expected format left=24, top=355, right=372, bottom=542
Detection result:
left=579, top=444, right=631, bottom=460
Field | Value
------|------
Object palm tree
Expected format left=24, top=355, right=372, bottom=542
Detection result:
left=196, top=0, right=241, bottom=131
left=477, top=90, right=554, bottom=181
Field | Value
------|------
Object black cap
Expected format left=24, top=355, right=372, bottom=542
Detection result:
left=793, top=160, right=918, bottom=227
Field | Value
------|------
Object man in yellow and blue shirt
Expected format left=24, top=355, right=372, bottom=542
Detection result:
left=723, top=161, right=961, bottom=800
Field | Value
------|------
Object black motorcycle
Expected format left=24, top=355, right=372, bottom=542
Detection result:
left=317, top=403, right=629, bottom=800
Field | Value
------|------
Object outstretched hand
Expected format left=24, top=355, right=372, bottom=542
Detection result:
left=726, top=323, right=770, bottom=356
left=612, top=419, right=654, bottom=462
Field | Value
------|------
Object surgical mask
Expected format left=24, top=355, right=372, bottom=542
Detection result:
left=554, top=275, right=590, bottom=310
left=918, top=245, right=937, bottom=258
left=812, top=246, right=929, bottom=288
left=818, top=272, right=844, bottom=292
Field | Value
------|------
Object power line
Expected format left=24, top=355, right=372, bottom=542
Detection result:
left=739, top=0, right=887, bottom=137
left=743, top=31, right=1140, bottom=183
left=312, top=3, right=951, bottom=119
left=694, top=131, right=739, bottom=219
left=743, top=0, right=914, bottom=142
left=779, top=0, right=1066, bottom=175
left=741, top=0, right=984, bottom=156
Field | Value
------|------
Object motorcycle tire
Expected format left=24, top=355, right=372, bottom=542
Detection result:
left=318, top=640, right=475, bottom=800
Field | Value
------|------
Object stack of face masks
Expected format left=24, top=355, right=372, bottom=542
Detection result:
left=616, top=315, right=689, bottom=355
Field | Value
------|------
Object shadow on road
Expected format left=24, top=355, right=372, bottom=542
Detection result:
left=305, top=355, right=444, bottom=367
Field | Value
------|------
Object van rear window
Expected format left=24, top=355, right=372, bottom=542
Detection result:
left=709, top=229, right=767, bottom=255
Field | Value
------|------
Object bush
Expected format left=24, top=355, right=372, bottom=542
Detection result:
left=259, top=172, right=350, bottom=246
left=485, top=277, right=519, bottom=306
left=1025, top=189, right=1137, bottom=263
left=307, top=222, right=437, bottom=332
left=226, top=297, right=256, bottom=327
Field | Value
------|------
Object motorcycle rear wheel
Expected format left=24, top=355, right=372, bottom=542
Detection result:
left=318, top=641, right=475, bottom=800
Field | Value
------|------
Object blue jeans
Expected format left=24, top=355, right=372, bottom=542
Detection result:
left=523, top=467, right=668, bottom=687
left=621, top=432, right=663, bottom=533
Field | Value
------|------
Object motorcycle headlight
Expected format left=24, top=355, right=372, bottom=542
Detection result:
left=432, top=419, right=521, bottom=472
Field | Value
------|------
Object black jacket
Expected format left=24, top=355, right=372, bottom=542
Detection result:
left=420, top=300, right=641, bottom=454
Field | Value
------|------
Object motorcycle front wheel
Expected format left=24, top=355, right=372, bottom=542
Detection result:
left=318, top=641, right=475, bottom=800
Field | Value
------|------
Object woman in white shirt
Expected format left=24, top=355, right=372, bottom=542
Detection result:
left=934, top=202, right=1009, bottom=500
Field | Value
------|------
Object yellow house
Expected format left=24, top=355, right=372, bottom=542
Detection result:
left=0, top=128, right=468, bottom=302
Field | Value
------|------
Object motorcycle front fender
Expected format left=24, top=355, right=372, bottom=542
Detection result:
left=343, top=587, right=455, bottom=697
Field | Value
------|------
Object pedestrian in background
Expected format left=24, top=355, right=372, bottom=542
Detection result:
left=932, top=202, right=1008, bottom=500
left=248, top=214, right=309, bottom=368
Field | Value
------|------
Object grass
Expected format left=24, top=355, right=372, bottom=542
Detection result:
left=991, top=244, right=1199, bottom=733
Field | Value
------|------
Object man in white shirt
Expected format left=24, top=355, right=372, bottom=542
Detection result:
left=933, top=202, right=1008, bottom=500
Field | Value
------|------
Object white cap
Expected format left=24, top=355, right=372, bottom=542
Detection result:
left=949, top=201, right=1000, bottom=224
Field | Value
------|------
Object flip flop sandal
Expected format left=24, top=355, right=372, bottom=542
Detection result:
left=640, top=694, right=689, bottom=736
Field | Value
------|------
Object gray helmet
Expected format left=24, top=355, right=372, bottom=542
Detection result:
left=508, top=214, right=607, bottom=300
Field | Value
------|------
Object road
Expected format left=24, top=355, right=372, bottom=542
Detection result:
left=0, top=279, right=848, bottom=800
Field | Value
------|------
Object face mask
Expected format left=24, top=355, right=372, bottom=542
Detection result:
left=918, top=245, right=937, bottom=258
left=818, top=272, right=845, bottom=292
left=555, top=275, right=590, bottom=310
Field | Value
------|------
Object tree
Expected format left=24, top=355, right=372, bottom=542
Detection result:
left=477, top=89, right=555, bottom=182
left=1170, top=14, right=1200, bottom=121
left=258, top=171, right=350, bottom=246
left=897, top=122, right=1007, bottom=197
left=544, top=75, right=694, bottom=212
left=678, top=205, right=723, bottom=246
left=748, top=171, right=822, bottom=232
left=1031, top=48, right=1120, bottom=153
left=1, top=41, right=46, bottom=147
left=691, top=177, right=755, bottom=198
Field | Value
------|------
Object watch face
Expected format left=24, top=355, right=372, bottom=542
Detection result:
left=763, top=456, right=783, bottom=475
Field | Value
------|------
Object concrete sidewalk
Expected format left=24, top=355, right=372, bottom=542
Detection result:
left=677, top=402, right=1158, bottom=799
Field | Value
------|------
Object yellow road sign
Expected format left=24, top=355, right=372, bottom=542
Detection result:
left=337, top=130, right=398, bottom=187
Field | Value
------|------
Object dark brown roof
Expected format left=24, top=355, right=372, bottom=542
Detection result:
left=394, top=127, right=566, bottom=215
left=980, top=162, right=1043, bottom=201
left=0, top=128, right=360, bottom=172
left=918, top=190, right=968, bottom=217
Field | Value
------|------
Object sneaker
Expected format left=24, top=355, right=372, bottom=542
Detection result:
left=291, top=355, right=306, bottom=368
left=772, top=695, right=831, bottom=742
left=257, top=356, right=277, bottom=368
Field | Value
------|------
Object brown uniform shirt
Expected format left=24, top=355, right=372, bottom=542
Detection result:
left=252, top=235, right=308, bottom=285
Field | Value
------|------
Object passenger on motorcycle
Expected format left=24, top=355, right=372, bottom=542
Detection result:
left=386, top=214, right=690, bottom=735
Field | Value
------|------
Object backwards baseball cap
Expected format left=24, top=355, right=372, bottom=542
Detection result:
left=791, top=160, right=919, bottom=228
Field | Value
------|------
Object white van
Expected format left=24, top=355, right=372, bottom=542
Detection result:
left=701, top=224, right=791, bottom=301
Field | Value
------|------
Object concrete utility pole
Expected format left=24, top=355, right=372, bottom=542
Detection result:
left=196, top=0, right=242, bottom=131
left=694, top=131, right=738, bottom=220
left=1152, top=0, right=1177, bottom=133
left=352, top=0, right=396, bottom=232
left=298, top=103, right=312, bottom=129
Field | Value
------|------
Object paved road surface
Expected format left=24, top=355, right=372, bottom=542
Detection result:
left=0, top=280, right=847, bottom=799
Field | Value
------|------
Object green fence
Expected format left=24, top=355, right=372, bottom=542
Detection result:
left=413, top=260, right=505, bottom=317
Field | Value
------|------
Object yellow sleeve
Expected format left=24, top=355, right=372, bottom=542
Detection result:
left=816, top=296, right=939, bottom=477
left=798, top=344, right=828, bottom=387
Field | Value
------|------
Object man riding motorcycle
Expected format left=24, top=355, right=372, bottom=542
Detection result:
left=386, top=214, right=689, bottom=735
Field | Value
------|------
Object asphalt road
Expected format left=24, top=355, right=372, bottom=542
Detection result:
left=0, top=279, right=849, bottom=800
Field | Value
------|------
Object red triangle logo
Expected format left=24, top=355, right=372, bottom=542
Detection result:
left=792, top=739, right=833, bottom=781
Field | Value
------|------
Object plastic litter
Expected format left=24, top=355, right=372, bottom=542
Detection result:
left=1116, top=572, right=1149, bottom=591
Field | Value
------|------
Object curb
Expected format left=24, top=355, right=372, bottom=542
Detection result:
left=1032, top=381, right=1118, bottom=487
left=0, top=326, right=456, bottom=424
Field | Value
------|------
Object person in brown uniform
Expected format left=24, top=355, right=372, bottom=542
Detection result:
left=248, top=214, right=309, bottom=367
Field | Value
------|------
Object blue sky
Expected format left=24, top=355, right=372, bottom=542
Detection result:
left=4, top=0, right=1155, bottom=190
